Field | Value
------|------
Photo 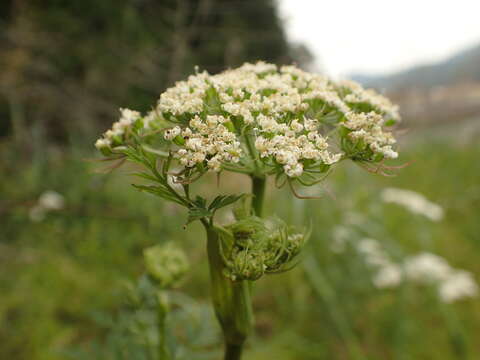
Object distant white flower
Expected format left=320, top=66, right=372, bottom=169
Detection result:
left=373, top=263, right=403, bottom=288
left=356, top=238, right=390, bottom=266
left=356, top=238, right=381, bottom=254
left=381, top=187, right=444, bottom=221
left=403, top=252, right=452, bottom=283
left=352, top=238, right=403, bottom=289
left=337, top=233, right=478, bottom=303
left=29, top=190, right=65, bottom=222
left=38, top=191, right=65, bottom=210
left=403, top=252, right=477, bottom=303
left=330, top=226, right=351, bottom=253
left=439, top=270, right=479, bottom=303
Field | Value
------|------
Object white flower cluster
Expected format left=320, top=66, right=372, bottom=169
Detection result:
left=95, top=108, right=142, bottom=150
left=165, top=115, right=242, bottom=172
left=405, top=253, right=478, bottom=303
left=349, top=238, right=478, bottom=303
left=439, top=270, right=479, bottom=303
left=339, top=80, right=401, bottom=122
left=381, top=187, right=444, bottom=221
left=403, top=252, right=451, bottom=282
left=331, top=229, right=478, bottom=303
left=159, top=72, right=210, bottom=115
left=95, top=62, right=400, bottom=177
left=343, top=111, right=398, bottom=159
left=255, top=116, right=342, bottom=177
left=330, top=225, right=352, bottom=253
left=151, top=61, right=400, bottom=177
left=355, top=238, right=404, bottom=288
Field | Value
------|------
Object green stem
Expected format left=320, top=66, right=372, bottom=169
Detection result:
left=224, top=343, right=243, bottom=360
left=205, top=171, right=267, bottom=360
left=157, top=294, right=170, bottom=360
left=204, top=225, right=254, bottom=360
left=251, top=176, right=266, bottom=217
left=244, top=133, right=262, bottom=176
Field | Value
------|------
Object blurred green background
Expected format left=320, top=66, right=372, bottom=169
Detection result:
left=1, top=1, right=480, bottom=359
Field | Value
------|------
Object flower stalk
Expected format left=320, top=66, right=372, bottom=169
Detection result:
left=203, top=175, right=267, bottom=359
left=205, top=224, right=254, bottom=360
left=251, top=176, right=266, bottom=217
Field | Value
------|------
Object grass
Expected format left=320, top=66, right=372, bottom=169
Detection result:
left=1, top=129, right=479, bottom=359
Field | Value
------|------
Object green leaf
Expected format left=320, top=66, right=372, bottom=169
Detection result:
left=184, top=194, right=244, bottom=226
left=186, top=207, right=212, bottom=225
left=131, top=184, right=184, bottom=205
left=141, top=145, right=169, bottom=158
left=131, top=172, right=162, bottom=183
left=384, top=118, right=396, bottom=127
left=122, top=148, right=141, bottom=162
left=208, top=195, right=227, bottom=211
left=193, top=195, right=207, bottom=209
left=208, top=194, right=245, bottom=212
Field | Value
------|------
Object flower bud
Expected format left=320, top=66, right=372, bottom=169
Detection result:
left=143, top=243, right=189, bottom=288
left=223, top=216, right=308, bottom=281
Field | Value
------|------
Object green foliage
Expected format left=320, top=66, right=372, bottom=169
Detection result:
left=209, top=195, right=247, bottom=214
left=119, top=141, right=246, bottom=227
left=64, top=275, right=221, bottom=360
left=187, top=194, right=246, bottom=225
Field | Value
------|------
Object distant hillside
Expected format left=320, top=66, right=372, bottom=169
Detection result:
left=351, top=42, right=480, bottom=126
left=353, top=43, right=480, bottom=90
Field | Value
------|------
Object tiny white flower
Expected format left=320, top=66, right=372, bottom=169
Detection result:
left=284, top=162, right=303, bottom=177
left=185, top=138, right=203, bottom=151
left=356, top=238, right=390, bottom=267
left=38, top=191, right=65, bottom=211
left=164, top=126, right=181, bottom=141
left=290, top=119, right=303, bottom=133
left=373, top=263, right=403, bottom=288
left=95, top=138, right=110, bottom=149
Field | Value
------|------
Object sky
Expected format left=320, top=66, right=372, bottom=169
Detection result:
left=279, top=0, right=480, bottom=77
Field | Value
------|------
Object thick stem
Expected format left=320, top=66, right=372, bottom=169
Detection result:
left=205, top=174, right=267, bottom=360
left=251, top=176, right=266, bottom=217
left=224, top=343, right=243, bottom=360
left=204, top=225, right=253, bottom=360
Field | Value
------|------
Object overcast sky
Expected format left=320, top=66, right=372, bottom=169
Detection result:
left=279, top=0, right=480, bottom=77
